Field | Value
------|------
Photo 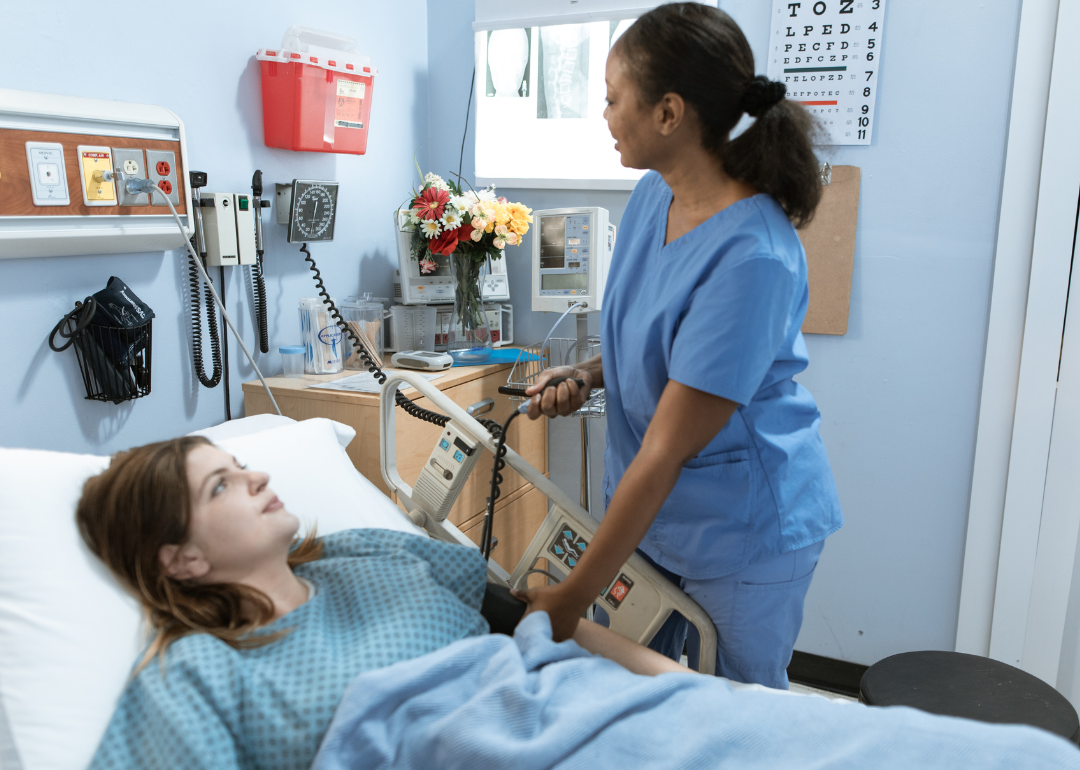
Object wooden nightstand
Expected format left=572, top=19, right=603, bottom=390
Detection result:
left=242, top=360, right=549, bottom=576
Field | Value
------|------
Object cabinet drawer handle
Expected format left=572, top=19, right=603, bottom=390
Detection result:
left=467, top=398, right=495, bottom=417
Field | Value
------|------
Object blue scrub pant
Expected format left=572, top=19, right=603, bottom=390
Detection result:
left=640, top=540, right=825, bottom=690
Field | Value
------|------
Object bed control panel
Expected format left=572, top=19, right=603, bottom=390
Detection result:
left=411, top=422, right=481, bottom=522
left=547, top=521, right=636, bottom=612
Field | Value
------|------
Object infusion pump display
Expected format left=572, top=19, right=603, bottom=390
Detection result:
left=532, top=207, right=615, bottom=314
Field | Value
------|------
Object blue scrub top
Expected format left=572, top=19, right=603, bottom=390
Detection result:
left=601, top=171, right=842, bottom=580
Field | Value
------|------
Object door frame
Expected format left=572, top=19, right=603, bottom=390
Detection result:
left=957, top=0, right=1080, bottom=686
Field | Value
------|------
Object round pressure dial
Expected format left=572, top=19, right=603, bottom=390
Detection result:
left=287, top=180, right=339, bottom=243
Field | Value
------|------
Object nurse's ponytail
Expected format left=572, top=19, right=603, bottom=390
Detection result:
left=616, top=3, right=822, bottom=227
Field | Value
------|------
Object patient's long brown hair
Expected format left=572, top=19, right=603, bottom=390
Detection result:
left=75, top=436, right=323, bottom=670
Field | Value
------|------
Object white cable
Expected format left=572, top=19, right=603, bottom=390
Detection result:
left=142, top=182, right=283, bottom=417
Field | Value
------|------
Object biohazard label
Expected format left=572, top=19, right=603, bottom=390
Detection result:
left=334, top=80, right=365, bottom=129
left=603, top=574, right=634, bottom=611
left=548, top=522, right=588, bottom=570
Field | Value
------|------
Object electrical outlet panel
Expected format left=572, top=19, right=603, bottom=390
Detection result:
left=111, top=147, right=148, bottom=206
left=145, top=149, right=179, bottom=205
left=24, top=142, right=70, bottom=206
left=234, top=194, right=257, bottom=266
left=199, top=192, right=239, bottom=266
left=76, top=145, right=117, bottom=207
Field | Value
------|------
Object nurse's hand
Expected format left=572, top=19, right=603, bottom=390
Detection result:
left=526, top=367, right=594, bottom=419
left=511, top=582, right=587, bottom=641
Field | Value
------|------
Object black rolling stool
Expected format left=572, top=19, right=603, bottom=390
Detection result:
left=860, top=651, right=1080, bottom=745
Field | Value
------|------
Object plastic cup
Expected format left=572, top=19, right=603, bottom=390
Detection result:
left=280, top=345, right=305, bottom=378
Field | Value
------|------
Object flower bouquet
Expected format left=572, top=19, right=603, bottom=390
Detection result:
left=401, top=172, right=532, bottom=363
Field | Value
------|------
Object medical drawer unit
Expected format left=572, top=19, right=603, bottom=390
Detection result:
left=0, top=88, right=191, bottom=260
left=531, top=207, right=615, bottom=313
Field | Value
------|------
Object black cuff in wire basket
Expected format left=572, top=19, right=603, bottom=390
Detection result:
left=49, top=298, right=153, bottom=405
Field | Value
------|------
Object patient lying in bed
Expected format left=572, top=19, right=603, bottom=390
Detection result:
left=80, top=436, right=1080, bottom=770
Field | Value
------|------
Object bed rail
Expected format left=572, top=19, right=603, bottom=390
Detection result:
left=379, top=371, right=718, bottom=675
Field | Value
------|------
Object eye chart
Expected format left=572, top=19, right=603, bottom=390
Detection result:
left=766, top=0, right=886, bottom=145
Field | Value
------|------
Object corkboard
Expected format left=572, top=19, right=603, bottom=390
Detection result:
left=0, top=128, right=186, bottom=217
left=799, top=165, right=860, bottom=335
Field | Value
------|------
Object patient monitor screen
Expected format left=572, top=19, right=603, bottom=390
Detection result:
left=538, top=213, right=591, bottom=297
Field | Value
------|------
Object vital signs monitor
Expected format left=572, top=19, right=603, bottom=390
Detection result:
left=532, top=207, right=615, bottom=314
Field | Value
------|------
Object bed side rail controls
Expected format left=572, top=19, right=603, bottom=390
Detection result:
left=509, top=508, right=719, bottom=677
left=411, top=422, right=482, bottom=522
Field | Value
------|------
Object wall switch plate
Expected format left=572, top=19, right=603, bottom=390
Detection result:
left=75, top=145, right=117, bottom=207
left=145, top=149, right=179, bottom=205
left=24, top=142, right=70, bottom=206
left=111, top=148, right=148, bottom=206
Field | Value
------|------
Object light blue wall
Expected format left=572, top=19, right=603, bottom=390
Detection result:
left=1, top=0, right=429, bottom=455
left=428, top=0, right=1023, bottom=664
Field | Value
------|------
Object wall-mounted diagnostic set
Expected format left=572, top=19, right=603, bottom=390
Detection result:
left=531, top=207, right=615, bottom=313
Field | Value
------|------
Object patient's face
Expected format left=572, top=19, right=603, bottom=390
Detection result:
left=182, top=445, right=299, bottom=582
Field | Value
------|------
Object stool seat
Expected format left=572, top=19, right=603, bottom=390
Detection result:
left=860, top=651, right=1079, bottom=743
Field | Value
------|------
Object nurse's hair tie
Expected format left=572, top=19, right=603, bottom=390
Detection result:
left=740, top=76, right=787, bottom=118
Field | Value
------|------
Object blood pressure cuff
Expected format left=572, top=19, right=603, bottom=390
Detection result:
left=480, top=582, right=527, bottom=636
left=88, top=276, right=155, bottom=366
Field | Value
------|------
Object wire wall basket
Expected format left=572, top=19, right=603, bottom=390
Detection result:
left=49, top=298, right=153, bottom=405
left=506, top=336, right=605, bottom=418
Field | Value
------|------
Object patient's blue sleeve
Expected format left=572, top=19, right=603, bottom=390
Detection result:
left=90, top=529, right=489, bottom=770
left=91, top=638, right=243, bottom=769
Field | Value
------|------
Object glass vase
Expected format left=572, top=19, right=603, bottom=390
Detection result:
left=447, top=251, right=493, bottom=365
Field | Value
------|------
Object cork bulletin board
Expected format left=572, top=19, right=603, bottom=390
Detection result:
left=799, top=165, right=860, bottom=335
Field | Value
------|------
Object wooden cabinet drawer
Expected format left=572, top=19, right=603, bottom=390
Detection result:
left=460, top=485, right=549, bottom=578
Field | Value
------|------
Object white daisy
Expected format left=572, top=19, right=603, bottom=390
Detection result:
left=441, top=210, right=462, bottom=230
left=449, top=195, right=470, bottom=212
left=420, top=220, right=441, bottom=237
left=476, top=188, right=497, bottom=202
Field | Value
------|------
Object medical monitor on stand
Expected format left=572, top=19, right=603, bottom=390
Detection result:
left=531, top=207, right=615, bottom=314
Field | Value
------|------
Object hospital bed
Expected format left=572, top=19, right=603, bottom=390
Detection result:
left=0, top=404, right=759, bottom=770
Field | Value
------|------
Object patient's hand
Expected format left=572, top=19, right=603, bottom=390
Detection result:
left=511, top=583, right=584, bottom=642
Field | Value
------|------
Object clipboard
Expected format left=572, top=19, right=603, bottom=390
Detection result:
left=799, top=164, right=860, bottom=335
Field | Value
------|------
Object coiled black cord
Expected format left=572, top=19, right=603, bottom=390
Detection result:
left=300, top=244, right=451, bottom=427
left=251, top=253, right=269, bottom=354
left=188, top=249, right=222, bottom=388
left=48, top=297, right=96, bottom=352
left=481, top=409, right=522, bottom=561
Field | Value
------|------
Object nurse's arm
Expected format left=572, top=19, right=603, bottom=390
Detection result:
left=514, top=379, right=738, bottom=641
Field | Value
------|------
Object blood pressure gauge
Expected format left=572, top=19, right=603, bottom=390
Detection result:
left=286, top=180, right=339, bottom=243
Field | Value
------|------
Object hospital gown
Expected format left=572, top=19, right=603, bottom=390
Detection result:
left=89, top=529, right=489, bottom=770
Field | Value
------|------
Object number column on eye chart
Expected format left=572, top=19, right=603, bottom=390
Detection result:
left=766, top=0, right=887, bottom=146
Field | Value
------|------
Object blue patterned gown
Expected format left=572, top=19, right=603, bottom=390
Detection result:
left=90, top=529, right=489, bottom=770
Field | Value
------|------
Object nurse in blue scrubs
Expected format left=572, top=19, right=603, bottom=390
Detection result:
left=516, top=3, right=843, bottom=690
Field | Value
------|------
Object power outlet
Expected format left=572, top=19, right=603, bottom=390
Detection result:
left=111, top=148, right=148, bottom=206
left=145, top=149, right=179, bottom=205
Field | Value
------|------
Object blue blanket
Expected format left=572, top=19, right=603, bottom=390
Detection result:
left=313, top=612, right=1078, bottom=770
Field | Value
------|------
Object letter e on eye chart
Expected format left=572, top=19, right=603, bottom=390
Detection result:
left=767, top=0, right=886, bottom=145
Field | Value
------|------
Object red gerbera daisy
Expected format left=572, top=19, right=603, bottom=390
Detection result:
left=413, top=187, right=450, bottom=221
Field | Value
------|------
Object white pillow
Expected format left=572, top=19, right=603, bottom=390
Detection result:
left=188, top=413, right=298, bottom=443
left=0, top=418, right=421, bottom=770
left=212, top=418, right=421, bottom=538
